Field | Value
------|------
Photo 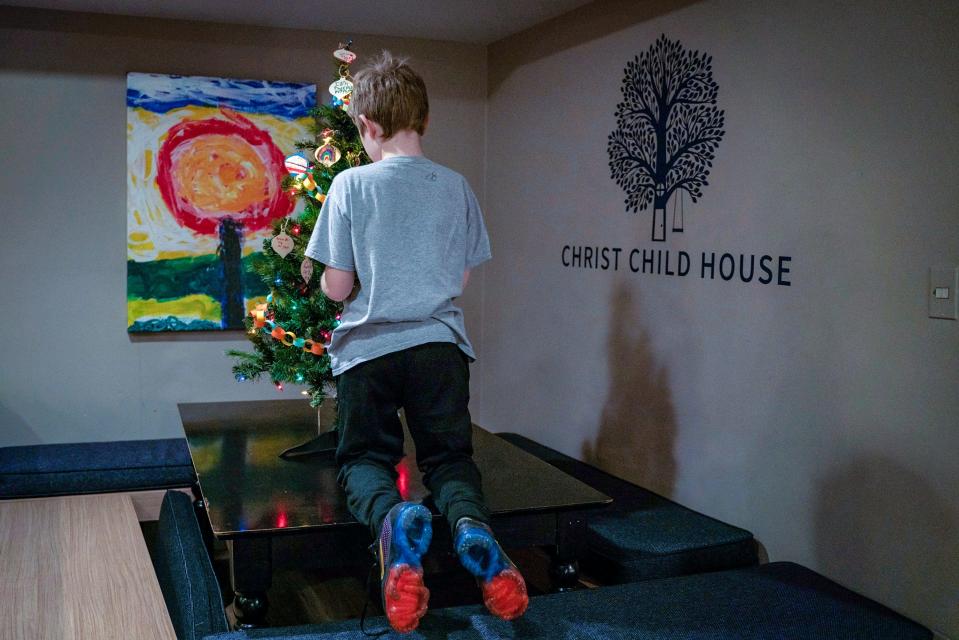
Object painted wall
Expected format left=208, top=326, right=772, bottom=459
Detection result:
left=0, top=8, right=488, bottom=445
left=484, top=0, right=958, bottom=636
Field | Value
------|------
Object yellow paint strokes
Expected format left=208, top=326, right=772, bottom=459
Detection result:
left=132, top=108, right=162, bottom=127
left=134, top=210, right=143, bottom=225
left=128, top=240, right=155, bottom=254
left=147, top=204, right=166, bottom=223
left=166, top=105, right=223, bottom=123
left=245, top=296, right=267, bottom=313
left=257, top=114, right=314, bottom=141
left=127, top=294, right=221, bottom=326
left=144, top=149, right=153, bottom=177
left=156, top=250, right=194, bottom=260
left=129, top=232, right=149, bottom=242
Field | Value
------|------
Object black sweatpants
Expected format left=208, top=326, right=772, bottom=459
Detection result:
left=335, top=341, right=490, bottom=539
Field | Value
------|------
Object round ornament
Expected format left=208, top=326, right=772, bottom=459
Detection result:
left=329, top=77, right=353, bottom=100
left=333, top=48, right=356, bottom=64
left=314, top=144, right=342, bottom=167
left=271, top=232, right=295, bottom=258
left=284, top=154, right=309, bottom=176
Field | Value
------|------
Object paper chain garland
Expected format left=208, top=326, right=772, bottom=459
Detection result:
left=251, top=302, right=326, bottom=356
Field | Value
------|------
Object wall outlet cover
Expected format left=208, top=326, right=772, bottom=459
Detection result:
left=928, top=267, right=958, bottom=320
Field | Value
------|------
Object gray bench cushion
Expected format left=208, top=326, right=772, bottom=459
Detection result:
left=0, top=438, right=195, bottom=498
left=154, top=490, right=229, bottom=640
left=495, top=432, right=757, bottom=583
left=205, top=562, right=930, bottom=639
left=149, top=490, right=930, bottom=640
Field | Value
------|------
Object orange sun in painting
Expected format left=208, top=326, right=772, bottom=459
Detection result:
left=170, top=134, right=268, bottom=212
left=156, top=108, right=294, bottom=235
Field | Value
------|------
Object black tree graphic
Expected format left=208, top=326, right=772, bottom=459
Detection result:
left=608, top=35, right=725, bottom=242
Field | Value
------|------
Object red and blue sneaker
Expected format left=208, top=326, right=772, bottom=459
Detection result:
left=376, top=502, right=433, bottom=633
left=454, top=517, right=529, bottom=620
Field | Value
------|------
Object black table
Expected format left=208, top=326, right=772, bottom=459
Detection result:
left=178, top=400, right=610, bottom=628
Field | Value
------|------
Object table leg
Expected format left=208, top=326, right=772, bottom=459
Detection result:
left=550, top=511, right=586, bottom=591
left=190, top=483, right=215, bottom=556
left=228, top=538, right=272, bottom=629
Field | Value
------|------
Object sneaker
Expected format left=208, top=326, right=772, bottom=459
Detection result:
left=454, top=518, right=529, bottom=620
left=376, top=502, right=433, bottom=633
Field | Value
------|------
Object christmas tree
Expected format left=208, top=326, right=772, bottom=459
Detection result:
left=228, top=42, right=369, bottom=409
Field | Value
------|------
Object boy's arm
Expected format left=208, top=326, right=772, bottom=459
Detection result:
left=322, top=266, right=355, bottom=302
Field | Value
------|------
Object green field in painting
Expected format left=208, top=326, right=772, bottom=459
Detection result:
left=127, top=254, right=269, bottom=332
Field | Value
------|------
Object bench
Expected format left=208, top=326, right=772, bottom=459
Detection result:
left=0, top=438, right=197, bottom=520
left=0, top=438, right=196, bottom=497
left=153, top=490, right=931, bottom=640
left=495, top=432, right=758, bottom=583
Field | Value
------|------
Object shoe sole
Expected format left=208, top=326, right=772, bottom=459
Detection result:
left=382, top=504, right=433, bottom=633
left=482, top=566, right=529, bottom=620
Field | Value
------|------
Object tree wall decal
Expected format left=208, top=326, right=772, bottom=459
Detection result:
left=608, top=34, right=725, bottom=242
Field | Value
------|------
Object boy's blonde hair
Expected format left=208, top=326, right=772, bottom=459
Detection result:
left=351, top=51, right=429, bottom=139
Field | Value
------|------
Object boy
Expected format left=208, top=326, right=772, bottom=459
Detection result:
left=305, top=52, right=528, bottom=634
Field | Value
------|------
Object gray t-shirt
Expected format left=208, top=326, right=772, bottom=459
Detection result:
left=305, top=155, right=491, bottom=376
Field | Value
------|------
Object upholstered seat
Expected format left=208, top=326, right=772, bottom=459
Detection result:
left=0, top=438, right=195, bottom=498
left=153, top=490, right=931, bottom=640
left=495, top=432, right=758, bottom=583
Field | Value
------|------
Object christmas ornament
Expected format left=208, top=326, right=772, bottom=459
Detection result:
left=302, top=175, right=317, bottom=192
left=314, top=144, right=341, bottom=167
left=334, top=48, right=356, bottom=64
left=314, top=127, right=342, bottom=167
left=284, top=154, right=309, bottom=176
left=271, top=232, right=294, bottom=258
left=329, top=77, right=353, bottom=100
left=301, top=257, right=314, bottom=283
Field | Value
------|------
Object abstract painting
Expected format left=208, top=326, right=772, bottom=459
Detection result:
left=127, top=72, right=316, bottom=332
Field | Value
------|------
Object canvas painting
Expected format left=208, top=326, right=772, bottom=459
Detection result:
left=126, top=72, right=316, bottom=332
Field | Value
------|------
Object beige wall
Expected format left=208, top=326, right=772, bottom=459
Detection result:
left=0, top=7, right=488, bottom=445
left=484, top=0, right=958, bottom=636
left=1, top=1, right=956, bottom=635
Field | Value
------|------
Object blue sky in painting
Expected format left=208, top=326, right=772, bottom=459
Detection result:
left=126, top=72, right=316, bottom=118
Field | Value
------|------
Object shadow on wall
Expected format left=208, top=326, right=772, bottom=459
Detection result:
left=814, top=456, right=957, bottom=634
left=582, top=280, right=678, bottom=497
left=0, top=402, right=40, bottom=446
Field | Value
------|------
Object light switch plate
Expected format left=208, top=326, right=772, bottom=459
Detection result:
left=929, top=267, right=958, bottom=320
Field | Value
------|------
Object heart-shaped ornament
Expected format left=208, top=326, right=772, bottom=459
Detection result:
left=271, top=232, right=294, bottom=258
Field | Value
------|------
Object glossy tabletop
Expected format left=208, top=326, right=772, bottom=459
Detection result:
left=179, top=400, right=610, bottom=539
